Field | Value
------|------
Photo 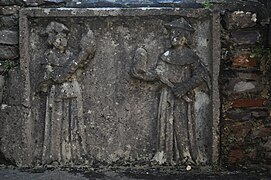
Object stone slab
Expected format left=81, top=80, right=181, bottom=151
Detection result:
left=1, top=7, right=221, bottom=167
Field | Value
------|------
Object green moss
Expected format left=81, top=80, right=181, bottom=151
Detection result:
left=250, top=44, right=271, bottom=59
left=203, top=0, right=214, bottom=9
left=0, top=60, right=17, bottom=74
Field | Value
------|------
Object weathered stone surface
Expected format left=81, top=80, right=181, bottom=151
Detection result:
left=0, top=45, right=18, bottom=60
left=233, top=81, right=257, bottom=92
left=252, top=126, right=271, bottom=138
left=0, top=16, right=18, bottom=30
left=0, top=30, right=18, bottom=45
left=235, top=72, right=260, bottom=80
left=0, top=0, right=24, bottom=6
left=226, top=108, right=268, bottom=121
left=232, top=99, right=267, bottom=108
left=0, top=6, right=20, bottom=15
left=223, top=11, right=257, bottom=30
left=231, top=31, right=261, bottom=46
left=225, top=79, right=260, bottom=93
left=226, top=121, right=253, bottom=140
left=269, top=22, right=271, bottom=47
left=2, top=7, right=219, bottom=167
left=3, top=68, right=23, bottom=105
left=0, top=75, right=4, bottom=104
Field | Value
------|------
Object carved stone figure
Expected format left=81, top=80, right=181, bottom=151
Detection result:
left=131, top=18, right=210, bottom=165
left=39, top=22, right=96, bottom=165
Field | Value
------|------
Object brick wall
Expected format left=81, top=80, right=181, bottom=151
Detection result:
left=220, top=4, right=271, bottom=167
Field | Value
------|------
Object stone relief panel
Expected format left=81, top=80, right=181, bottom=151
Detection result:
left=0, top=8, right=219, bottom=166
left=131, top=18, right=211, bottom=165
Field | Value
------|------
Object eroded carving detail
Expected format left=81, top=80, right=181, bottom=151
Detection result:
left=131, top=18, right=210, bottom=165
left=39, top=22, right=96, bottom=165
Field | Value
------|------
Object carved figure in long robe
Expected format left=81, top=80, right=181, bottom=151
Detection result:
left=39, top=22, right=96, bottom=165
left=131, top=18, right=210, bottom=165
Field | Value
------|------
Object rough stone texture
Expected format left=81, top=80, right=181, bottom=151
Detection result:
left=0, top=0, right=24, bottom=6
left=0, top=6, right=20, bottom=15
left=230, top=31, right=261, bottom=46
left=0, top=16, right=19, bottom=30
left=0, top=30, right=18, bottom=45
left=0, top=45, right=18, bottom=60
left=0, top=7, right=219, bottom=167
left=269, top=22, right=271, bottom=47
left=223, top=11, right=257, bottom=30
left=220, top=1, right=271, bottom=167
left=0, top=75, right=4, bottom=104
left=225, top=79, right=260, bottom=93
left=226, top=108, right=268, bottom=121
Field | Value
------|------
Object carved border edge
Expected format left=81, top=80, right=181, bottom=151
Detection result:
left=211, top=10, right=221, bottom=166
left=18, top=7, right=219, bottom=166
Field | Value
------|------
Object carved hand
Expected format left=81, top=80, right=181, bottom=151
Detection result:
left=172, top=83, right=189, bottom=98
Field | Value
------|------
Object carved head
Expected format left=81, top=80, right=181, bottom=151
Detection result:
left=45, top=22, right=69, bottom=53
left=165, top=18, right=194, bottom=47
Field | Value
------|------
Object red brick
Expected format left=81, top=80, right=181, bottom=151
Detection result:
left=229, top=122, right=253, bottom=139
left=232, top=53, right=257, bottom=68
left=232, top=99, right=267, bottom=108
left=228, top=147, right=244, bottom=164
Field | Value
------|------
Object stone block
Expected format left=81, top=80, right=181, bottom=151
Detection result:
left=252, top=126, right=271, bottom=138
left=0, top=0, right=24, bottom=6
left=0, top=45, right=18, bottom=60
left=231, top=31, right=261, bottom=46
left=0, top=30, right=18, bottom=45
left=233, top=81, right=257, bottom=93
left=226, top=108, right=268, bottom=121
left=232, top=99, right=267, bottom=108
left=263, top=137, right=271, bottom=152
left=231, top=53, right=257, bottom=68
left=223, top=11, right=257, bottom=30
left=236, top=72, right=260, bottom=80
left=227, top=121, right=253, bottom=139
left=0, top=16, right=18, bottom=30
left=225, top=79, right=260, bottom=93
left=0, top=6, right=20, bottom=15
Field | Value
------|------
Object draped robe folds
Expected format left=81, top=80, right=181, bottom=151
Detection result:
left=154, top=47, right=208, bottom=165
left=156, top=61, right=196, bottom=165
left=42, top=80, right=87, bottom=165
left=131, top=46, right=209, bottom=165
left=41, top=50, right=87, bottom=165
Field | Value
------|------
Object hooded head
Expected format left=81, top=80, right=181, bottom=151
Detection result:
left=45, top=21, right=69, bottom=53
left=165, top=18, right=194, bottom=47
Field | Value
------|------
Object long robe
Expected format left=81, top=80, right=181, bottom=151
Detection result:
left=42, top=80, right=87, bottom=165
left=154, top=47, right=205, bottom=165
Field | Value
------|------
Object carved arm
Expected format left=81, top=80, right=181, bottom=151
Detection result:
left=130, top=47, right=158, bottom=81
left=54, top=30, right=96, bottom=83
left=172, top=60, right=210, bottom=98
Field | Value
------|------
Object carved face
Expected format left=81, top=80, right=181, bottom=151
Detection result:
left=47, top=32, right=68, bottom=53
left=170, top=29, right=190, bottom=47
